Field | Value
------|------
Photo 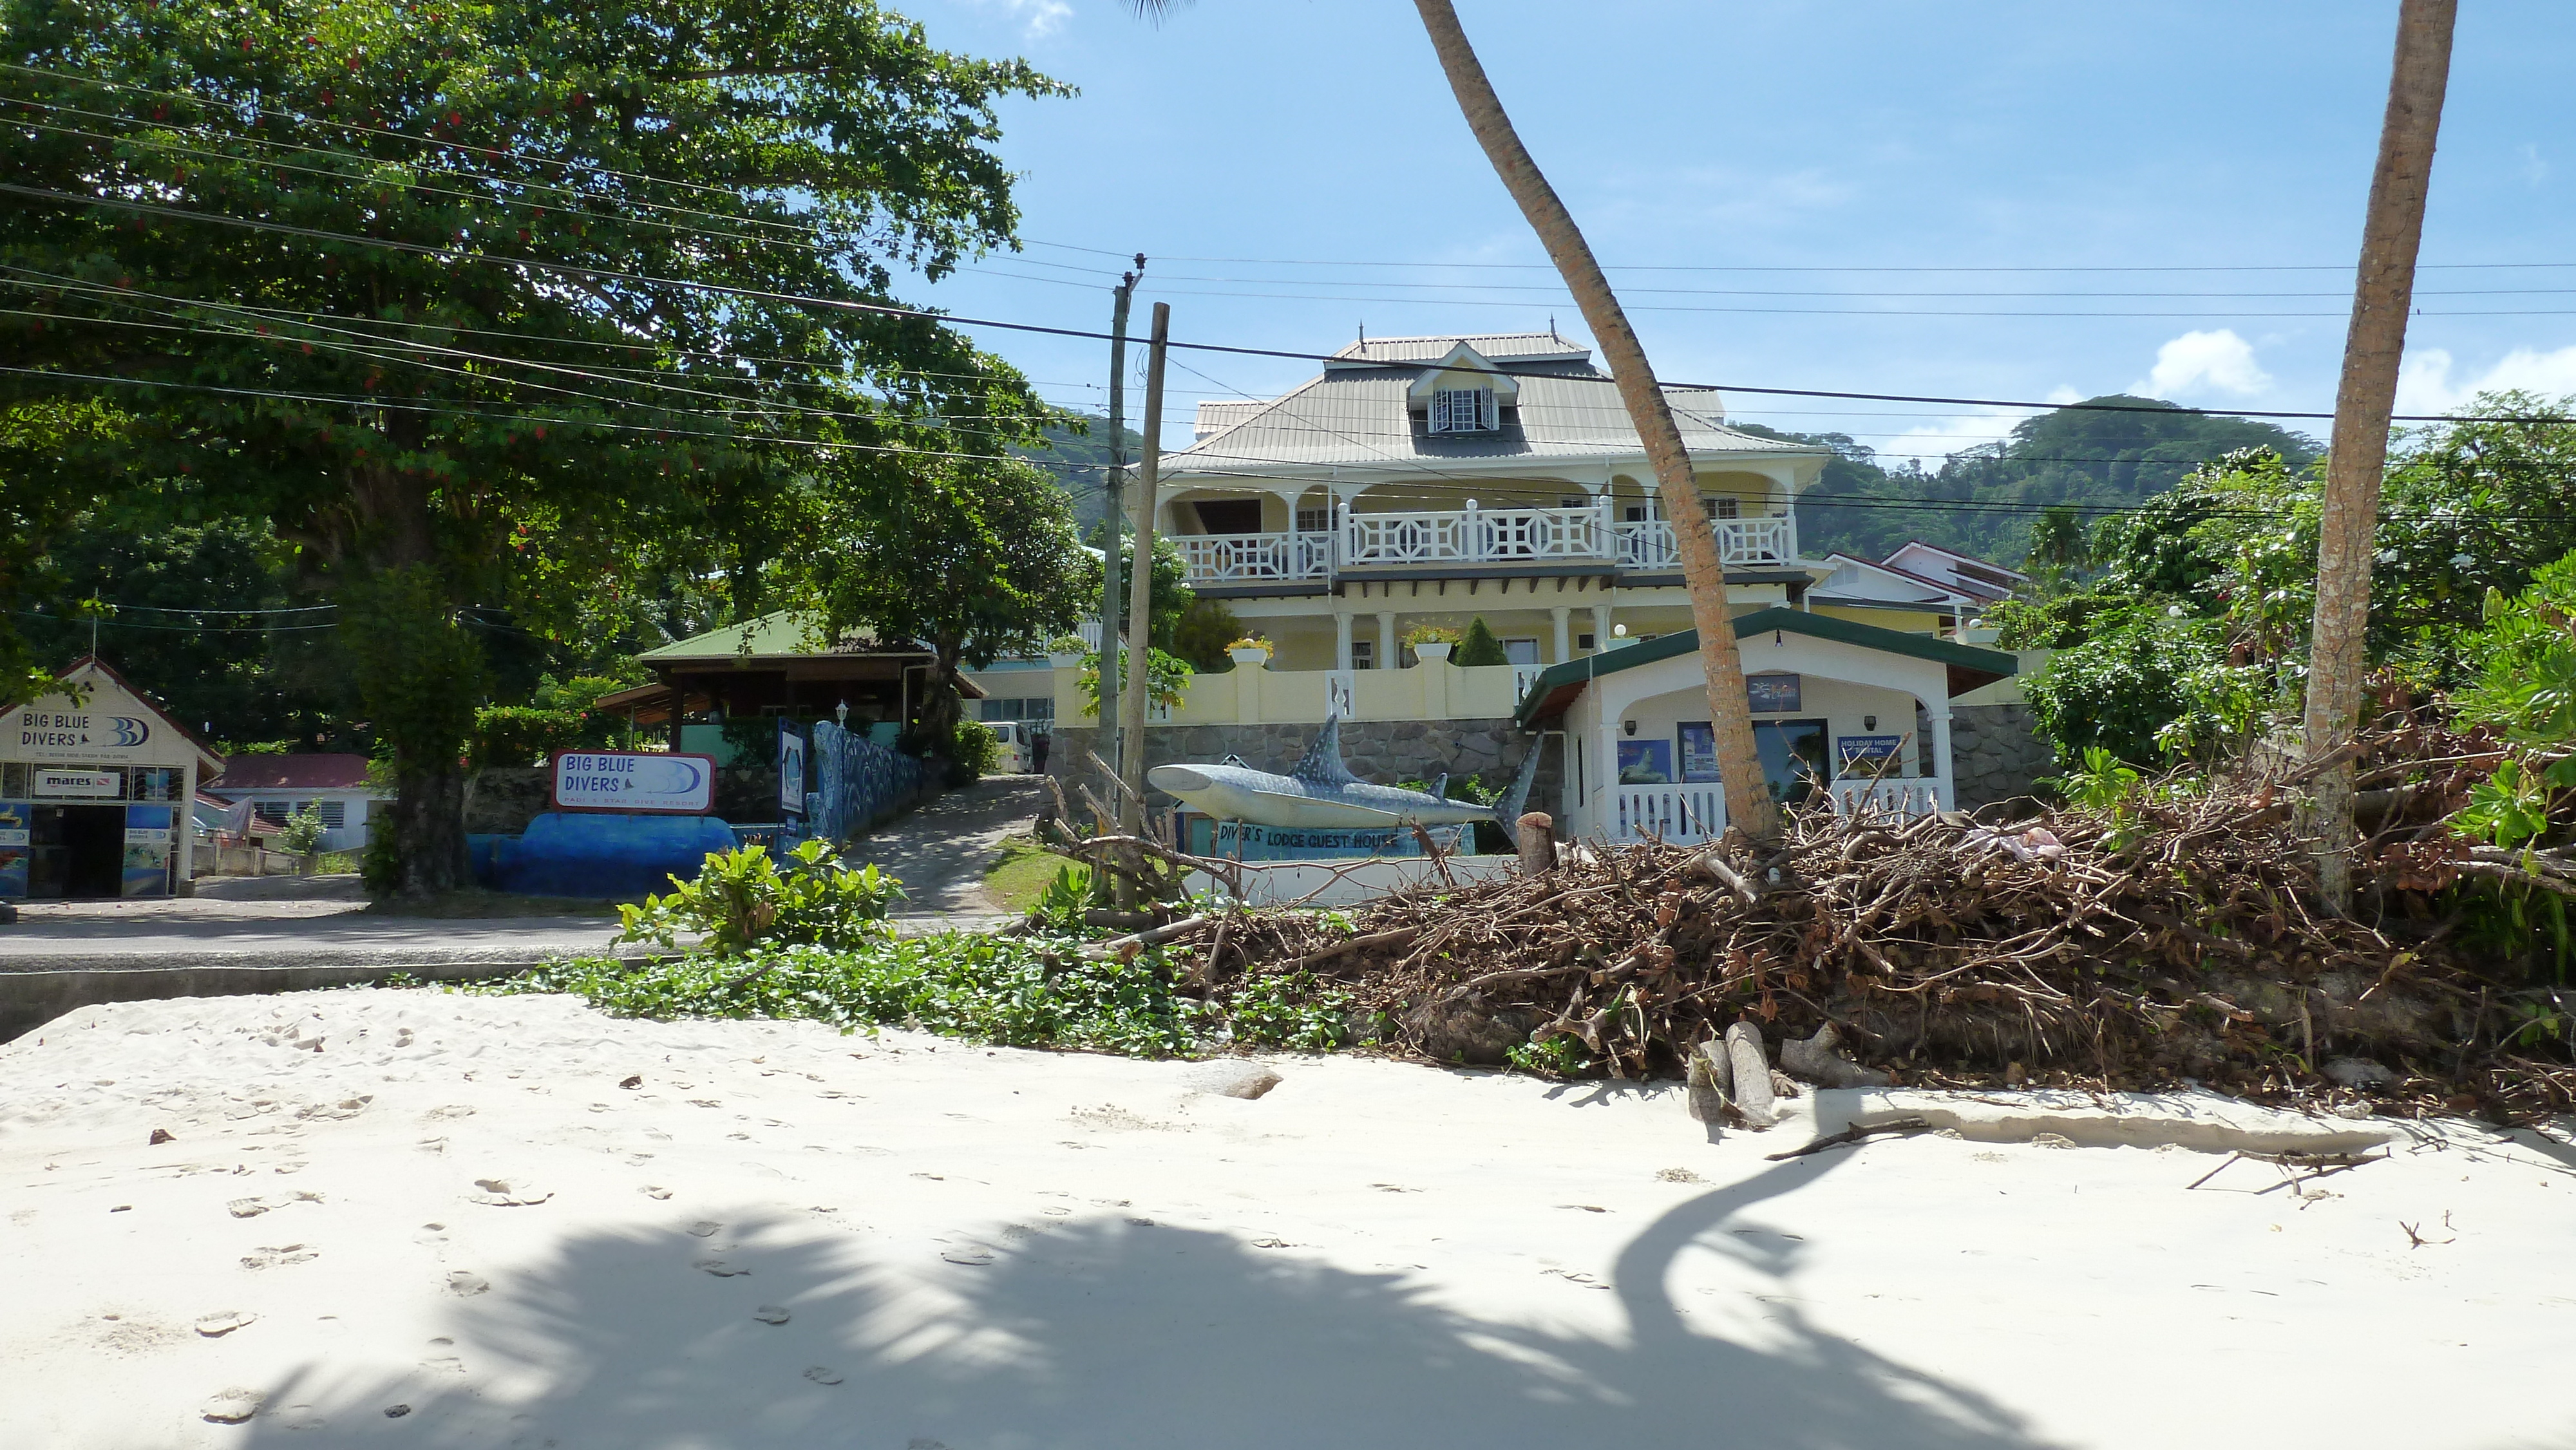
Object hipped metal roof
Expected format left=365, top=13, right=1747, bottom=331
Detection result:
left=1511, top=608, right=2020, bottom=727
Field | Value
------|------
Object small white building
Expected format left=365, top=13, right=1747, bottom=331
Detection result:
left=1515, top=608, right=2019, bottom=842
left=2, top=658, right=226, bottom=899
left=202, top=753, right=388, bottom=853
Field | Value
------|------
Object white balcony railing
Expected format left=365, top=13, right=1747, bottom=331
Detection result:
left=1612, top=516, right=1796, bottom=570
left=1610, top=776, right=1942, bottom=843
left=1175, top=505, right=1796, bottom=585
left=1173, top=531, right=1332, bottom=583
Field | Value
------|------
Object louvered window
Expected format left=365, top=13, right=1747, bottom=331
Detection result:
left=1428, top=387, right=1497, bottom=435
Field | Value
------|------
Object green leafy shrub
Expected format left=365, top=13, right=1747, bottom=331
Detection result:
left=1222, top=970, right=1353, bottom=1051
left=1075, top=645, right=1195, bottom=716
left=275, top=805, right=328, bottom=856
left=616, top=840, right=903, bottom=956
left=499, top=934, right=1207, bottom=1058
left=1455, top=617, right=1509, bottom=666
left=945, top=718, right=998, bottom=786
left=469, top=706, right=587, bottom=769
left=1505, top=1034, right=1591, bottom=1077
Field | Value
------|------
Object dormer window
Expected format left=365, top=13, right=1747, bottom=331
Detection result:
left=1428, top=386, right=1498, bottom=435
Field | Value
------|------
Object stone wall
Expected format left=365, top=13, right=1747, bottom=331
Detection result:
left=1050, top=717, right=1562, bottom=825
left=1950, top=703, right=2056, bottom=813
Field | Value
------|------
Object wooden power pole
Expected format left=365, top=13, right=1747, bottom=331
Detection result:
left=1118, top=301, right=1171, bottom=861
left=2305, top=0, right=2456, bottom=909
left=1097, top=259, right=1142, bottom=786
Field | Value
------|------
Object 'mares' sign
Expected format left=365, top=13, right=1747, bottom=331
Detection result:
left=549, top=751, right=719, bottom=814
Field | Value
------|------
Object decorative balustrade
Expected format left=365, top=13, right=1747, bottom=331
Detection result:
left=1175, top=504, right=1797, bottom=585
left=1610, top=515, right=1795, bottom=570
left=1609, top=775, right=1943, bottom=842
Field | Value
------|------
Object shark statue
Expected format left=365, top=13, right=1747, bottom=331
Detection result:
left=1147, top=714, right=1546, bottom=847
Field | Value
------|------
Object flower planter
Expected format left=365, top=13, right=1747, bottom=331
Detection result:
left=1413, top=642, right=1454, bottom=664
left=1228, top=646, right=1273, bottom=668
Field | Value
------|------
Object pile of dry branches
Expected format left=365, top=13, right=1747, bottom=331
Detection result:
left=1185, top=764, right=2574, bottom=1123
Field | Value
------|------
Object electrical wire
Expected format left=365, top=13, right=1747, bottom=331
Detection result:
left=5, top=180, right=2564, bottom=427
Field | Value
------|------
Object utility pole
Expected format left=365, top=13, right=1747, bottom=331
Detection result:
left=1096, top=257, right=1144, bottom=792
left=2304, top=0, right=2454, bottom=910
left=1119, top=302, right=1171, bottom=867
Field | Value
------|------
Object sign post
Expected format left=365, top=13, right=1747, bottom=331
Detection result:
left=777, top=720, right=807, bottom=820
left=549, top=751, right=719, bottom=814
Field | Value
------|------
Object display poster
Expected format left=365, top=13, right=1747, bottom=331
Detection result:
left=0, top=799, right=27, bottom=897
left=1745, top=673, right=1803, bottom=713
left=550, top=751, right=719, bottom=814
left=1616, top=738, right=1674, bottom=785
left=1676, top=722, right=1721, bottom=783
left=1837, top=735, right=1905, bottom=770
left=778, top=721, right=808, bottom=816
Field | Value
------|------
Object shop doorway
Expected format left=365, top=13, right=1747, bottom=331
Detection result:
left=1751, top=719, right=1833, bottom=807
left=58, top=804, right=126, bottom=898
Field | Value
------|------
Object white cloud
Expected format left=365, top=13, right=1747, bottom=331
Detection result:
left=2396, top=344, right=2576, bottom=415
left=2132, top=328, right=2272, bottom=400
left=2521, top=143, right=2550, bottom=189
left=960, top=0, right=1072, bottom=39
left=1880, top=412, right=2023, bottom=469
left=2043, top=385, right=2083, bottom=406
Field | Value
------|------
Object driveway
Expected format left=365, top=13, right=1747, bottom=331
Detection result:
left=839, top=774, right=1046, bottom=928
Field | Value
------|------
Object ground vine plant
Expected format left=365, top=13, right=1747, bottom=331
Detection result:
left=487, top=853, right=1352, bottom=1058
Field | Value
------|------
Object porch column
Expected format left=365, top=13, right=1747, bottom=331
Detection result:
left=177, top=758, right=196, bottom=892
left=1590, top=602, right=1612, bottom=654
left=1929, top=708, right=1955, bottom=809
left=1376, top=611, right=1397, bottom=670
left=1333, top=611, right=1355, bottom=671
left=1549, top=606, right=1571, bottom=663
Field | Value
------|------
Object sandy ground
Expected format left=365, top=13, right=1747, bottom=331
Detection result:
left=5, top=989, right=2574, bottom=1450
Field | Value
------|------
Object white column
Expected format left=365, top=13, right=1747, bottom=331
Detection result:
left=1549, top=606, right=1572, bottom=663
left=176, top=759, right=196, bottom=892
left=1376, top=611, right=1397, bottom=669
left=1590, top=602, right=1612, bottom=653
left=1930, top=709, right=1955, bottom=810
left=1333, top=612, right=1355, bottom=671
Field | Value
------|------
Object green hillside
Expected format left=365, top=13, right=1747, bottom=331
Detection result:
left=1017, top=416, right=1144, bottom=535
left=1740, top=397, right=2320, bottom=568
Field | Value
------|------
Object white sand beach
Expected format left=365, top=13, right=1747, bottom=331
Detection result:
left=5, top=988, right=2573, bottom=1450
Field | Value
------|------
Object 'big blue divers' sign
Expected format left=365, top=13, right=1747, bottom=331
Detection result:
left=549, top=751, right=719, bottom=814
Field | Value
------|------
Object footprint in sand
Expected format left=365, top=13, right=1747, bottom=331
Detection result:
left=641, top=1186, right=673, bottom=1200
left=466, top=1178, right=553, bottom=1207
left=687, top=1221, right=723, bottom=1237
left=803, top=1366, right=844, bottom=1386
left=202, top=1388, right=266, bottom=1424
left=195, top=1312, right=258, bottom=1337
left=446, top=1271, right=491, bottom=1297
left=695, top=1259, right=750, bottom=1276
left=241, top=1245, right=319, bottom=1270
left=753, top=1305, right=791, bottom=1324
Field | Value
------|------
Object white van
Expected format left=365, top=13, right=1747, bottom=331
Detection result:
left=984, top=720, right=1031, bottom=774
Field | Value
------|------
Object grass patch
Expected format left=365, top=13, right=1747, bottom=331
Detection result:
left=489, top=930, right=1357, bottom=1059
left=982, top=833, right=1076, bottom=916
left=366, top=888, right=629, bottom=919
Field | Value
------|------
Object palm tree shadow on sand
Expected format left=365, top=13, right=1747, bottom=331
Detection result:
left=245, top=1154, right=2060, bottom=1449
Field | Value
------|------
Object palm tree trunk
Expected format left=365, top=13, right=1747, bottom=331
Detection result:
left=2304, top=0, right=2456, bottom=909
left=1411, top=0, right=1778, bottom=842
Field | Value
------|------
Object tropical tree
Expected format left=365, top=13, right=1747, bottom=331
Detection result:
left=1, top=0, right=1067, bottom=891
left=2304, top=0, right=2455, bottom=907
left=1128, top=0, right=1779, bottom=840
left=786, top=451, right=1094, bottom=753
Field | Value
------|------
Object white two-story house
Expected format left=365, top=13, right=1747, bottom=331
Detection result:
left=1027, top=332, right=2023, bottom=842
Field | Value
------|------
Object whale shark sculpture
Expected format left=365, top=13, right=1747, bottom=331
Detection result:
left=1148, top=715, right=1545, bottom=847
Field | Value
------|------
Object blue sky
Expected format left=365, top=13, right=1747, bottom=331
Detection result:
left=892, top=1, right=2576, bottom=463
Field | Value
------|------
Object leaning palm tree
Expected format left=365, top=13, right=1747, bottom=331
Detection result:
left=1126, top=0, right=1781, bottom=842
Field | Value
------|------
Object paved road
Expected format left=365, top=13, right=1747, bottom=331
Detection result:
left=840, top=774, right=1046, bottom=928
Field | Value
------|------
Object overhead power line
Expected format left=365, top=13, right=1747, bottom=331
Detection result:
left=6, top=180, right=2564, bottom=429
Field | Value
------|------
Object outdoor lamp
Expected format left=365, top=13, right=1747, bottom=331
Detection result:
left=1624, top=719, right=1637, bottom=737
left=1864, top=715, right=1877, bottom=731
left=835, top=700, right=849, bottom=728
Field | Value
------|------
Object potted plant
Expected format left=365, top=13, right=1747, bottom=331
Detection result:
left=1403, top=623, right=1461, bottom=664
left=1226, top=636, right=1273, bottom=668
